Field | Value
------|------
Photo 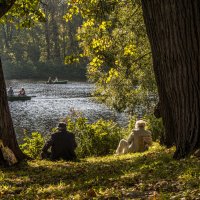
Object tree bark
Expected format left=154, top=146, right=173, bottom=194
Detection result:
left=2, top=23, right=14, bottom=49
left=44, top=15, right=51, bottom=61
left=42, top=1, right=52, bottom=62
left=51, top=9, right=61, bottom=63
left=141, top=0, right=200, bottom=158
left=0, top=59, right=26, bottom=164
left=0, top=0, right=27, bottom=165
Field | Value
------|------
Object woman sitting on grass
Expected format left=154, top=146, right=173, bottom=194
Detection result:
left=116, top=120, right=152, bottom=155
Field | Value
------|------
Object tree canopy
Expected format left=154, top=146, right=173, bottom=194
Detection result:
left=65, top=0, right=157, bottom=115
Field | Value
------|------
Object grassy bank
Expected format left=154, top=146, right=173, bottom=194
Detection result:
left=0, top=143, right=200, bottom=199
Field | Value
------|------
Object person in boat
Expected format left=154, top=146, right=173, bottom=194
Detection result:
left=47, top=77, right=53, bottom=84
left=41, top=122, right=77, bottom=161
left=18, top=87, right=26, bottom=96
left=54, top=77, right=58, bottom=83
left=116, top=120, right=152, bottom=154
left=7, top=86, right=14, bottom=96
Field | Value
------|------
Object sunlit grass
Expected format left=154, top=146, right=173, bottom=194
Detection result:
left=0, top=143, right=200, bottom=199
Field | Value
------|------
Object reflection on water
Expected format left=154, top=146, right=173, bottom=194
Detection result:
left=6, top=80, right=128, bottom=138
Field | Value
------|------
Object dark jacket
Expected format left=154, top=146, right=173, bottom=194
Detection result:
left=41, top=130, right=77, bottom=161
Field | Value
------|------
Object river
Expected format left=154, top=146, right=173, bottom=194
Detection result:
left=6, top=80, right=128, bottom=139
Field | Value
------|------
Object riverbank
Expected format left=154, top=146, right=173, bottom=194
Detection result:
left=1, top=143, right=199, bottom=199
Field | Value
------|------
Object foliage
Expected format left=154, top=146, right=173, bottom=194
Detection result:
left=65, top=0, right=158, bottom=114
left=0, top=0, right=45, bottom=27
left=20, top=131, right=44, bottom=159
left=65, top=110, right=123, bottom=157
left=1, top=143, right=200, bottom=199
left=126, top=115, right=137, bottom=133
left=0, top=0, right=86, bottom=80
left=18, top=111, right=163, bottom=160
left=3, top=62, right=86, bottom=80
left=144, top=114, right=165, bottom=141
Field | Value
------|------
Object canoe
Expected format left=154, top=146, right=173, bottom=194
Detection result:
left=8, top=95, right=32, bottom=101
left=46, top=80, right=68, bottom=84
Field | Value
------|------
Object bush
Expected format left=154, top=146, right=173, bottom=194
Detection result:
left=20, top=132, right=45, bottom=159
left=66, top=110, right=123, bottom=157
left=144, top=114, right=164, bottom=141
left=126, top=115, right=137, bottom=133
left=19, top=113, right=164, bottom=160
left=19, top=110, right=122, bottom=159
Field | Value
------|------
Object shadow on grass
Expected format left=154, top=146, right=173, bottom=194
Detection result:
left=0, top=146, right=200, bottom=199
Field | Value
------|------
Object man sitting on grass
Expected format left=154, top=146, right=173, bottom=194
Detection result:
left=116, top=120, right=152, bottom=154
left=41, top=122, right=77, bottom=161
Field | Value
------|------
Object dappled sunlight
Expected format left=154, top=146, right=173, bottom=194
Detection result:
left=1, top=143, right=199, bottom=199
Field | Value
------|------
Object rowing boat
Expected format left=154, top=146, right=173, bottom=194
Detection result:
left=7, top=95, right=32, bottom=101
left=46, top=80, right=68, bottom=84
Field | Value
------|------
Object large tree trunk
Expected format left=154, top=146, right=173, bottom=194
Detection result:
left=0, top=0, right=26, bottom=165
left=141, top=0, right=200, bottom=159
left=0, top=59, right=26, bottom=164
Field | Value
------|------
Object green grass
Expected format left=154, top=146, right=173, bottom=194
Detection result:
left=0, top=143, right=200, bottom=199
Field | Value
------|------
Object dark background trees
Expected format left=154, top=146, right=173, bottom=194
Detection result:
left=0, top=0, right=86, bottom=80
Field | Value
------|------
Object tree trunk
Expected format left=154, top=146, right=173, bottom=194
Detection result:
left=2, top=25, right=10, bottom=49
left=0, top=59, right=26, bottom=164
left=141, top=0, right=200, bottom=158
left=51, top=9, right=61, bottom=63
left=44, top=17, right=51, bottom=61
left=61, top=6, right=67, bottom=61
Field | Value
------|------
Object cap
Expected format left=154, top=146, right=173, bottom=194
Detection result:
left=57, top=122, right=66, bottom=129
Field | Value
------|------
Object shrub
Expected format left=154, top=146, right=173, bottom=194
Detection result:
left=144, top=114, right=164, bottom=141
left=20, top=132, right=45, bottom=159
left=19, top=110, right=165, bottom=160
left=127, top=115, right=137, bottom=133
left=19, top=113, right=164, bottom=159
left=66, top=110, right=123, bottom=157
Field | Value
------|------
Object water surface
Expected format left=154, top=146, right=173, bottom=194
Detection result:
left=6, top=80, right=128, bottom=138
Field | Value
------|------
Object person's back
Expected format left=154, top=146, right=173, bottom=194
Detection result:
left=116, top=119, right=152, bottom=154
left=131, top=128, right=152, bottom=152
left=51, top=130, right=76, bottom=160
left=41, top=122, right=77, bottom=161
